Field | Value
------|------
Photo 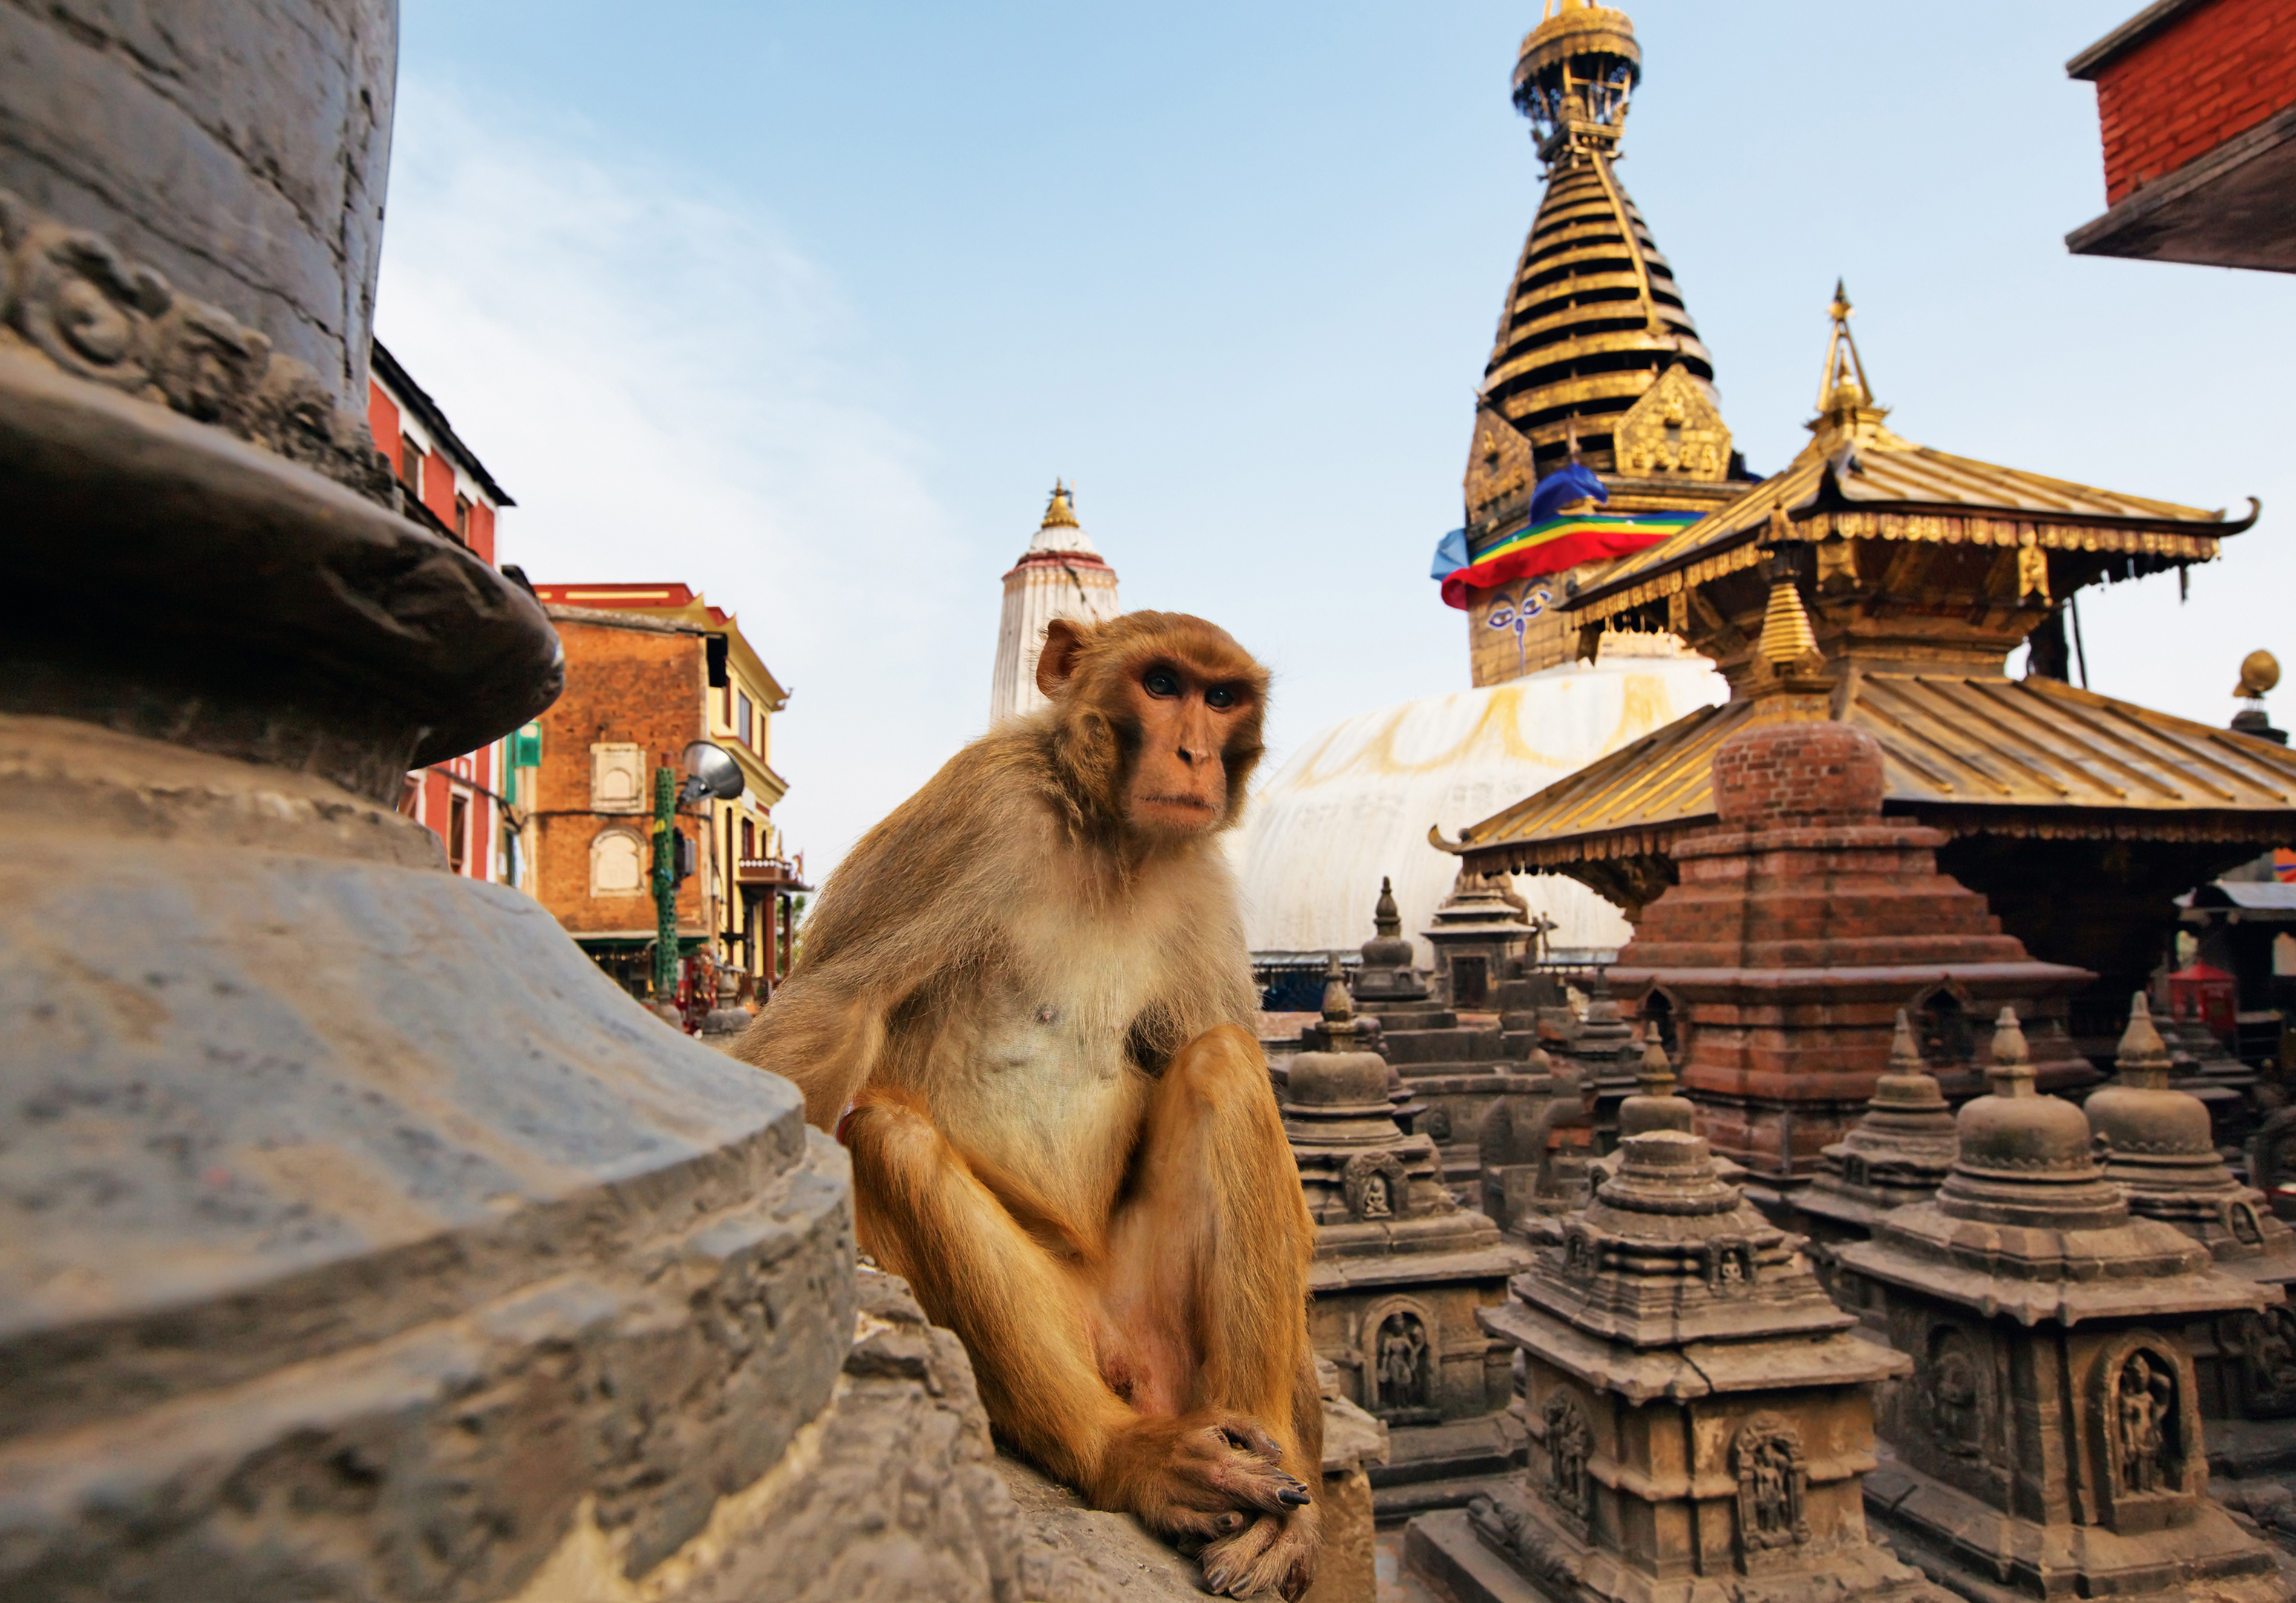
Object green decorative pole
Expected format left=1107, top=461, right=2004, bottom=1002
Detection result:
left=652, top=763, right=678, bottom=1000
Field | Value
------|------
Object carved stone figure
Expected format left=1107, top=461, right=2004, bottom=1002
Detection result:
left=2118, top=1350, right=2176, bottom=1495
left=1734, top=1414, right=1810, bottom=1552
left=1927, top=1326, right=1986, bottom=1458
left=1378, top=1314, right=1430, bottom=1412
left=1543, top=1391, right=1592, bottom=1523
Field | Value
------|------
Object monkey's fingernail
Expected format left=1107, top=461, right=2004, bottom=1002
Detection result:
left=1278, top=1487, right=1311, bottom=1507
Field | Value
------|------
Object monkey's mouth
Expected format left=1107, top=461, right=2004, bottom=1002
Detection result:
left=1139, top=794, right=1219, bottom=816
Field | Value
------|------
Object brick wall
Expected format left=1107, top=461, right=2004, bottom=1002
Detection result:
left=534, top=614, right=708, bottom=937
left=2092, top=0, right=2296, bottom=204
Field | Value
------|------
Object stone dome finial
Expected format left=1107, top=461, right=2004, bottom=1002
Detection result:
left=2114, top=992, right=2174, bottom=1090
left=1940, top=1005, right=2125, bottom=1230
left=1321, top=954, right=1355, bottom=1027
left=1374, top=876, right=1401, bottom=939
left=1866, top=1009, right=1952, bottom=1121
left=1618, top=1036, right=1693, bottom=1141
left=1984, top=1006, right=2035, bottom=1097
left=1636, top=1037, right=1673, bottom=1098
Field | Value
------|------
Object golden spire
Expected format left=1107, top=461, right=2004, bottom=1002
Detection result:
left=1758, top=534, right=1819, bottom=667
left=1039, top=479, right=1079, bottom=530
left=1482, top=0, right=1726, bottom=482
left=1816, top=279, right=1874, bottom=415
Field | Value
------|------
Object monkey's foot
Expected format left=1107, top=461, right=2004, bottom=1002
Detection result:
left=1095, top=1410, right=1312, bottom=1545
left=1202, top=1504, right=1321, bottom=1601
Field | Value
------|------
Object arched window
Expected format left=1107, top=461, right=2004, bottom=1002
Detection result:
left=591, top=828, right=647, bottom=896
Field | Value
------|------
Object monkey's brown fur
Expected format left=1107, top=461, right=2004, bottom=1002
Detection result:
left=737, top=612, right=1321, bottom=1599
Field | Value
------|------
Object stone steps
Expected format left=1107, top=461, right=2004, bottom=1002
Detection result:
left=1385, top=1029, right=1503, bottom=1065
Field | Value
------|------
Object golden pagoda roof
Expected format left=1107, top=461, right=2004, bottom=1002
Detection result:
left=1441, top=673, right=2296, bottom=883
left=1567, top=288, right=2251, bottom=624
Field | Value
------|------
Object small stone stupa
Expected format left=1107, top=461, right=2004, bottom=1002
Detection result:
left=1570, top=972, right=1641, bottom=1152
left=1796, top=1009, right=1959, bottom=1316
left=1845, top=1009, right=2288, bottom=1603
left=1286, top=980, right=1531, bottom=1420
left=1422, top=865, right=1534, bottom=1012
left=1354, top=875, right=1432, bottom=1015
left=1476, top=1047, right=1596, bottom=1235
left=2091, top=995, right=2296, bottom=1474
left=1348, top=877, right=1540, bottom=1182
left=1404, top=1124, right=1937, bottom=1603
left=1284, top=978, right=1533, bottom=1514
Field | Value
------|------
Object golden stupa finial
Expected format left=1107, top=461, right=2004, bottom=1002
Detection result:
left=1758, top=565, right=1819, bottom=666
left=1816, top=278, right=1875, bottom=416
left=2236, top=649, right=2280, bottom=701
left=1040, top=479, right=1079, bottom=530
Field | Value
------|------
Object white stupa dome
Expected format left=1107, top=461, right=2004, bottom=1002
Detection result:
left=1231, top=649, right=1727, bottom=966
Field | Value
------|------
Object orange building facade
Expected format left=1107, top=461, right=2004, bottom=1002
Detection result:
left=524, top=584, right=799, bottom=1003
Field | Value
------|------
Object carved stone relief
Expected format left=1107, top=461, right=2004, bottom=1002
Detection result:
left=1702, top=1238, right=1756, bottom=1294
left=1543, top=1391, right=1594, bottom=1530
left=0, top=191, right=390, bottom=499
left=1342, top=1151, right=1410, bottom=1222
left=1732, top=1412, right=1811, bottom=1558
left=1925, top=1324, right=1989, bottom=1459
left=2231, top=1305, right=2296, bottom=1417
left=1373, top=1310, right=1432, bottom=1414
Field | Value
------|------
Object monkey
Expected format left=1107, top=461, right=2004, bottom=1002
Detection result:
left=735, top=611, right=1321, bottom=1599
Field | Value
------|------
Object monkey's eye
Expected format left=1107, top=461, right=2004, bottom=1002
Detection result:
left=1143, top=669, right=1180, bottom=698
left=1206, top=686, right=1237, bottom=710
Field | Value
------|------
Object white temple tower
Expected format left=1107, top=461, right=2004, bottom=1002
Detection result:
left=988, top=481, right=1122, bottom=724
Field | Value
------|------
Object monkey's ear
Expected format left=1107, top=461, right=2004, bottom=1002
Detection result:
left=1036, top=618, right=1090, bottom=698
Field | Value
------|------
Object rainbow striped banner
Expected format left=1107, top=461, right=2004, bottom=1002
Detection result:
left=1439, top=511, right=1701, bottom=610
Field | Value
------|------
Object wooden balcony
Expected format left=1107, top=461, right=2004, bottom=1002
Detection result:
left=735, top=857, right=811, bottom=891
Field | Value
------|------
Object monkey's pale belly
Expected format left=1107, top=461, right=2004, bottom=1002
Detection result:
left=935, top=1025, right=1148, bottom=1226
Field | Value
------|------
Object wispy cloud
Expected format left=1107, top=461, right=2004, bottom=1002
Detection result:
left=375, top=79, right=982, bottom=873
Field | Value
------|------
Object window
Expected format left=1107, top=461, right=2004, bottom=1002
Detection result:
left=447, top=790, right=470, bottom=876
left=399, top=434, right=423, bottom=499
left=454, top=494, right=471, bottom=546
left=591, top=743, right=646, bottom=812
left=742, top=818, right=756, bottom=859
left=590, top=828, right=647, bottom=896
left=736, top=691, right=754, bottom=750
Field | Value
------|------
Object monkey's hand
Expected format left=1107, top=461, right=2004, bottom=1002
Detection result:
left=1091, top=1411, right=1318, bottom=1597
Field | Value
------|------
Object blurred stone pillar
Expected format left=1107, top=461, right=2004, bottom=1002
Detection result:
left=0, top=6, right=856, bottom=1598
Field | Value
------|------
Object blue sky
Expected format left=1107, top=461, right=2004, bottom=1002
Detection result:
left=377, top=1, right=2295, bottom=875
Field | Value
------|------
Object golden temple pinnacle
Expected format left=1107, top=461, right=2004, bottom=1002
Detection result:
left=1039, top=479, right=1079, bottom=529
left=1473, top=0, right=1733, bottom=488
left=1757, top=571, right=1820, bottom=667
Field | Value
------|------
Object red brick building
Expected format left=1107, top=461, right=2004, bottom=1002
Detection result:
left=523, top=584, right=801, bottom=1004
left=367, top=341, right=524, bottom=882
left=2066, top=0, right=2296, bottom=269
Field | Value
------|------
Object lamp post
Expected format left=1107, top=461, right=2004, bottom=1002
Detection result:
left=652, top=763, right=678, bottom=1003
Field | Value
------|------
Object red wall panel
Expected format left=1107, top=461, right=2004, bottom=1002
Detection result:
left=2094, top=0, right=2296, bottom=203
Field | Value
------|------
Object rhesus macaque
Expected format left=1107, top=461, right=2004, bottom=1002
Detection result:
left=737, top=612, right=1321, bottom=1599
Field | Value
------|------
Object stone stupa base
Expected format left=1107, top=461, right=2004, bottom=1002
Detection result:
left=1863, top=1447, right=2287, bottom=1603
left=1405, top=1478, right=1949, bottom=1603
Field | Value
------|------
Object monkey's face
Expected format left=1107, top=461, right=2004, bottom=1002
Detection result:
left=1119, top=656, right=1257, bottom=838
